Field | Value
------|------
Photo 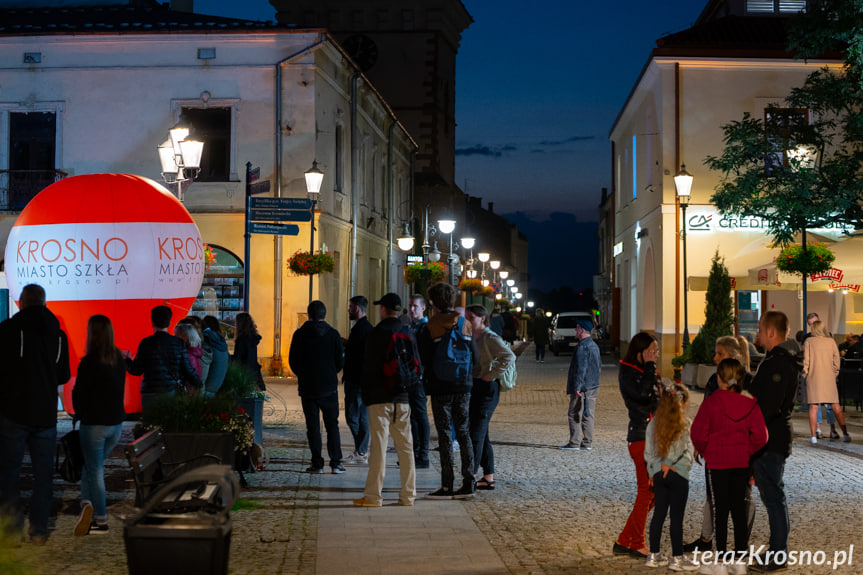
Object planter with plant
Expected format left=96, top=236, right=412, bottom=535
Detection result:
left=219, top=362, right=268, bottom=445
left=404, top=262, right=448, bottom=284
left=775, top=242, right=835, bottom=277
left=287, top=250, right=335, bottom=276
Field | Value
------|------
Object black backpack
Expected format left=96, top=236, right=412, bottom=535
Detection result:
left=56, top=422, right=84, bottom=483
left=382, top=328, right=421, bottom=393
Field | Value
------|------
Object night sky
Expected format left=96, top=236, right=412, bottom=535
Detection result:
left=192, top=0, right=708, bottom=290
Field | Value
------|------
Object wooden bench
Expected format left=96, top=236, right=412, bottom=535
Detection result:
left=124, top=429, right=228, bottom=511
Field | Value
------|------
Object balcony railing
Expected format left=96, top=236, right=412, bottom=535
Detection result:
left=0, top=169, right=68, bottom=211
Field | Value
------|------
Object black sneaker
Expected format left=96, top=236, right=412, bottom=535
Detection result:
left=331, top=464, right=346, bottom=474
left=682, top=537, right=712, bottom=553
left=89, top=522, right=109, bottom=534
left=306, top=466, right=324, bottom=474
left=453, top=485, right=475, bottom=499
left=424, top=487, right=454, bottom=500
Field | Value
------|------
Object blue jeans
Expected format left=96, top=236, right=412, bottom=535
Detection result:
left=430, top=393, right=473, bottom=491
left=301, top=394, right=343, bottom=469
left=0, top=415, right=56, bottom=538
left=469, top=379, right=500, bottom=475
left=80, top=423, right=122, bottom=522
left=408, top=383, right=430, bottom=465
left=344, top=383, right=369, bottom=454
left=752, top=450, right=789, bottom=553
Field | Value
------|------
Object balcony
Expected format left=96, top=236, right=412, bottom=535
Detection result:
left=0, top=170, right=68, bottom=211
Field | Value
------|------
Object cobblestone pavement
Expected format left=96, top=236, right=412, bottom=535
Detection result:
left=8, top=343, right=863, bottom=574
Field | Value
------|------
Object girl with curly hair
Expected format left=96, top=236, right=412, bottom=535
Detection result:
left=644, top=382, right=698, bottom=571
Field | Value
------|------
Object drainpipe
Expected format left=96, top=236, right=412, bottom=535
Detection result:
left=386, top=120, right=395, bottom=291
left=272, top=36, right=326, bottom=374
left=350, top=73, right=360, bottom=297
left=674, top=61, right=681, bottom=354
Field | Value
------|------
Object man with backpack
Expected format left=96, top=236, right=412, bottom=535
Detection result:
left=353, top=293, right=418, bottom=507
left=417, top=282, right=475, bottom=500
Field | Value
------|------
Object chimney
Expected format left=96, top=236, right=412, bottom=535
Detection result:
left=488, top=201, right=494, bottom=214
left=171, top=0, right=194, bottom=13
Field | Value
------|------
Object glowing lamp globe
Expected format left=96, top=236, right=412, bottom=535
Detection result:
left=5, top=174, right=205, bottom=414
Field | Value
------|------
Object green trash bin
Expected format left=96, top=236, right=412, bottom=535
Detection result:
left=124, top=464, right=239, bottom=575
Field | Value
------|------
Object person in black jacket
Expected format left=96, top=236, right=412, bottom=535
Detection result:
left=233, top=312, right=266, bottom=391
left=748, top=311, right=800, bottom=571
left=342, top=295, right=373, bottom=464
left=126, top=305, right=201, bottom=413
left=72, top=314, right=126, bottom=536
left=353, top=293, right=416, bottom=507
left=0, top=284, right=71, bottom=545
left=289, top=300, right=345, bottom=474
left=613, top=332, right=660, bottom=559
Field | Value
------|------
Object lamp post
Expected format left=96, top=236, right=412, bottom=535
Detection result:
left=675, top=163, right=693, bottom=350
left=498, top=270, right=509, bottom=298
left=304, top=160, right=324, bottom=303
left=437, top=217, right=457, bottom=285
left=490, top=260, right=500, bottom=292
left=477, top=252, right=490, bottom=281
left=396, top=223, right=415, bottom=252
left=157, top=119, right=204, bottom=202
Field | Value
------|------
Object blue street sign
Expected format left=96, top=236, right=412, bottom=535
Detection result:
left=249, top=208, right=312, bottom=222
left=249, top=222, right=300, bottom=236
left=249, top=197, right=311, bottom=210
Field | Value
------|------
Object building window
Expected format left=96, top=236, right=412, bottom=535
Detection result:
left=191, top=244, right=244, bottom=333
left=4, top=111, right=62, bottom=210
left=335, top=125, right=344, bottom=194
left=764, top=107, right=809, bottom=173
left=182, top=107, right=230, bottom=182
left=632, top=135, right=637, bottom=200
left=746, top=0, right=806, bottom=13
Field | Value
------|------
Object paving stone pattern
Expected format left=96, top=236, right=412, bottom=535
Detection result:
left=8, top=344, right=863, bottom=574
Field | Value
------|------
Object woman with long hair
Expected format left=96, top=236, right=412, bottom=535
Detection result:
left=644, top=382, right=698, bottom=570
left=803, top=320, right=850, bottom=443
left=464, top=305, right=515, bottom=490
left=234, top=312, right=265, bottom=391
left=614, top=332, right=660, bottom=558
left=72, top=315, right=126, bottom=536
left=174, top=323, right=204, bottom=381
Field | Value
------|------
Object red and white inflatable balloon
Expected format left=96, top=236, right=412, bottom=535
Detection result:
left=4, top=174, right=205, bottom=414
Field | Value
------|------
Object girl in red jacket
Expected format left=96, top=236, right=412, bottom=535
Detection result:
left=691, top=359, right=768, bottom=574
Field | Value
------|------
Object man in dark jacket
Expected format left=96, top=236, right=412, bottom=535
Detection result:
left=748, top=310, right=800, bottom=572
left=126, top=305, right=201, bottom=412
left=417, top=282, right=474, bottom=500
left=407, top=294, right=430, bottom=468
left=343, top=295, right=372, bottom=464
left=289, top=300, right=345, bottom=474
left=353, top=293, right=416, bottom=507
left=0, top=284, right=71, bottom=544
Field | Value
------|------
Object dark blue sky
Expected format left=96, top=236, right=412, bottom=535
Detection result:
left=198, top=0, right=707, bottom=289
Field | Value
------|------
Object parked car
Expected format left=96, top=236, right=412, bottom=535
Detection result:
left=549, top=311, right=595, bottom=355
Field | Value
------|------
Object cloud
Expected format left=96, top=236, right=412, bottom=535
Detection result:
left=455, top=145, right=502, bottom=157
left=538, top=135, right=595, bottom=146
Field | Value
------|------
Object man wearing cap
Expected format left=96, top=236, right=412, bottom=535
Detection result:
left=353, top=293, right=416, bottom=507
left=561, top=319, right=600, bottom=450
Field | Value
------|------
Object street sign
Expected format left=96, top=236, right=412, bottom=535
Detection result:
left=248, top=180, right=271, bottom=196
left=249, top=166, right=260, bottom=182
left=249, top=208, right=312, bottom=222
left=249, top=197, right=311, bottom=210
left=249, top=222, right=300, bottom=236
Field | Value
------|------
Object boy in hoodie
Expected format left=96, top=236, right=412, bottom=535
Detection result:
left=289, top=300, right=345, bottom=474
left=417, top=282, right=474, bottom=499
left=0, top=284, right=71, bottom=545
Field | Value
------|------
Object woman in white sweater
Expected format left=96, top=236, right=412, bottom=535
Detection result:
left=803, top=321, right=850, bottom=443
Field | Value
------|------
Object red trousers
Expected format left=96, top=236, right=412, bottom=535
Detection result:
left=616, top=440, right=655, bottom=550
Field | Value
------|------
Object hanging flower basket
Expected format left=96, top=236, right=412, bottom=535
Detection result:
left=458, top=278, right=484, bottom=294
left=203, top=243, right=217, bottom=271
left=404, top=262, right=448, bottom=284
left=480, top=286, right=495, bottom=297
left=775, top=242, right=835, bottom=276
left=288, top=250, right=335, bottom=276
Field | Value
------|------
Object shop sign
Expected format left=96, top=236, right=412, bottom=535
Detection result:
left=811, top=268, right=843, bottom=282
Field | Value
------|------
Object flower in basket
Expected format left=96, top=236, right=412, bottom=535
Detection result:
left=404, top=261, right=448, bottom=284
left=458, top=278, right=484, bottom=294
left=203, top=243, right=217, bottom=271
left=775, top=242, right=835, bottom=276
left=288, top=250, right=336, bottom=276
left=480, top=286, right=495, bottom=297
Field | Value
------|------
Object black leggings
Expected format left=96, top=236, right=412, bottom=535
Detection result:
left=708, top=467, right=751, bottom=552
left=649, top=470, right=689, bottom=556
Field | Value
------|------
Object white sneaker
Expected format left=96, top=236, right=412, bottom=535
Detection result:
left=344, top=451, right=368, bottom=464
left=810, top=437, right=818, bottom=445
left=452, top=440, right=460, bottom=452
left=644, top=552, right=668, bottom=568
left=669, top=554, right=699, bottom=571
left=698, top=561, right=728, bottom=575
left=726, top=560, right=747, bottom=575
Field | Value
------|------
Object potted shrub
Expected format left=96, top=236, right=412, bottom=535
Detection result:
left=219, top=362, right=268, bottom=445
left=287, top=250, right=335, bottom=276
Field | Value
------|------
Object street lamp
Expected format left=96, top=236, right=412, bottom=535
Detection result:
left=396, top=223, right=414, bottom=252
left=477, top=252, right=490, bottom=281
left=305, top=160, right=324, bottom=303
left=157, top=119, right=204, bottom=202
left=675, top=163, right=693, bottom=350
left=428, top=241, right=441, bottom=263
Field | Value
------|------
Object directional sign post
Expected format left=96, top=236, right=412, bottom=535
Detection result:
left=249, top=222, right=300, bottom=236
left=249, top=208, right=311, bottom=222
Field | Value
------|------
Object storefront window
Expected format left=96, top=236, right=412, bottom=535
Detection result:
left=191, top=244, right=244, bottom=337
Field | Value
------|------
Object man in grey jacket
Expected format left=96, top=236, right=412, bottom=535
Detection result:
left=561, top=319, right=600, bottom=451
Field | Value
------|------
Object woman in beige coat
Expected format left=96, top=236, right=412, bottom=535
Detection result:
left=803, top=321, right=850, bottom=443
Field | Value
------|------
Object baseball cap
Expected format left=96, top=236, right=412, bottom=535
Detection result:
left=373, top=293, right=402, bottom=311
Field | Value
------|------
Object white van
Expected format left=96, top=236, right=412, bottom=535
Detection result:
left=549, top=311, right=595, bottom=355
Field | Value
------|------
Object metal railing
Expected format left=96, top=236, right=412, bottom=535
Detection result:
left=0, top=169, right=68, bottom=210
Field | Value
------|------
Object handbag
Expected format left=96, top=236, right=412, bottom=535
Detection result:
left=483, top=334, right=517, bottom=392
left=56, top=420, right=85, bottom=483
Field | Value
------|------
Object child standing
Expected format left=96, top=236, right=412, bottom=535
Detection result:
left=690, top=358, right=768, bottom=575
left=645, top=382, right=698, bottom=571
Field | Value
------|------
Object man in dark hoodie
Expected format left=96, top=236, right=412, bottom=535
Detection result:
left=343, top=295, right=372, bottom=465
left=289, top=300, right=345, bottom=474
left=0, top=284, right=71, bottom=545
left=748, top=310, right=800, bottom=572
left=353, top=293, right=416, bottom=507
left=417, top=282, right=474, bottom=500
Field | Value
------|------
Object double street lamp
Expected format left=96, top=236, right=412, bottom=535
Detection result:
left=675, top=164, right=694, bottom=351
left=157, top=119, right=204, bottom=202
